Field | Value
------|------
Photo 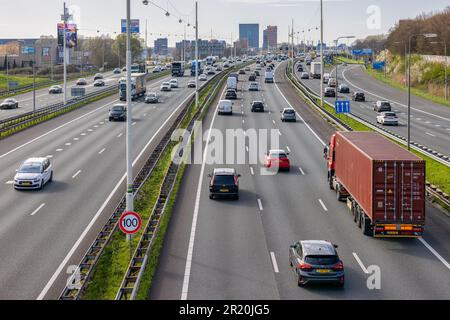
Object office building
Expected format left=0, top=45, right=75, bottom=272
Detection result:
left=154, top=38, right=168, bottom=56
left=239, top=24, right=259, bottom=49
left=263, top=26, right=277, bottom=50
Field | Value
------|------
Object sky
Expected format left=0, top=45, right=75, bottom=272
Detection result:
left=0, top=0, right=448, bottom=47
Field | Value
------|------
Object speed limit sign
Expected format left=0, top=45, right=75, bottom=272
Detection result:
left=119, top=211, right=142, bottom=235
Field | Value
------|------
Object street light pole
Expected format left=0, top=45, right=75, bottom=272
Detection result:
left=320, top=0, right=324, bottom=108
left=407, top=33, right=437, bottom=150
left=62, top=2, right=69, bottom=106
left=125, top=0, right=133, bottom=213
left=195, top=1, right=199, bottom=109
left=334, top=35, right=355, bottom=102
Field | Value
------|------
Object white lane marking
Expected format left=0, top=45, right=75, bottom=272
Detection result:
left=94, top=125, right=99, bottom=128
left=273, top=67, right=327, bottom=146
left=270, top=252, right=280, bottom=273
left=132, top=122, right=137, bottom=126
left=144, top=113, right=147, bottom=117
left=299, top=167, right=305, bottom=175
left=31, top=203, right=46, bottom=216
left=46, top=155, right=53, bottom=159
left=81, top=133, right=87, bottom=136
left=65, top=143, right=72, bottom=146
left=286, top=146, right=291, bottom=153
left=342, top=67, right=450, bottom=122
left=98, top=148, right=106, bottom=155
left=318, top=199, right=328, bottom=212
left=425, top=132, right=435, bottom=137
left=88, top=129, right=93, bottom=132
left=278, top=130, right=282, bottom=136
left=352, top=252, right=369, bottom=274
left=272, top=120, right=276, bottom=125
left=72, top=170, right=82, bottom=179
left=418, top=238, right=450, bottom=270
left=246, top=146, right=249, bottom=152
left=38, top=88, right=198, bottom=301
left=181, top=86, right=228, bottom=301
left=5, top=181, right=14, bottom=185
left=56, top=149, right=63, bottom=152
left=0, top=99, right=119, bottom=161
left=250, top=167, right=255, bottom=175
left=242, top=119, right=245, bottom=124
left=257, top=198, right=264, bottom=211
left=117, top=133, right=123, bottom=138
left=73, top=138, right=79, bottom=141
left=435, top=124, right=441, bottom=127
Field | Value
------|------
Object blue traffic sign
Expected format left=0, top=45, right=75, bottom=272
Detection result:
left=335, top=100, right=351, bottom=114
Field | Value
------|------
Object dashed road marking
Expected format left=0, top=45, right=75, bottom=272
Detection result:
left=72, top=170, right=82, bottom=179
left=99, top=148, right=106, bottom=155
left=257, top=198, right=264, bottom=211
left=352, top=252, right=369, bottom=274
left=299, top=167, right=305, bottom=175
left=31, top=203, right=46, bottom=216
left=318, top=199, right=328, bottom=212
left=270, top=252, right=280, bottom=273
left=425, top=132, right=435, bottom=137
left=250, top=167, right=255, bottom=175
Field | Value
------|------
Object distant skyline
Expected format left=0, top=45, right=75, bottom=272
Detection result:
left=0, top=0, right=447, bottom=47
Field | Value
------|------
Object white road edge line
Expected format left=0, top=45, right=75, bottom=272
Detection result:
left=181, top=86, right=227, bottom=301
left=270, top=252, right=280, bottom=273
left=299, top=167, right=305, bottom=175
left=418, top=238, right=450, bottom=270
left=318, top=199, right=328, bottom=212
left=98, top=148, right=106, bottom=155
left=37, top=90, right=196, bottom=300
left=352, top=252, right=369, bottom=274
left=250, top=167, right=255, bottom=175
left=31, top=203, right=46, bottom=216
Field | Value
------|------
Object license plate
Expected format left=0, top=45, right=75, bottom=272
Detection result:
left=316, top=269, right=331, bottom=273
left=220, top=189, right=229, bottom=193
left=21, top=182, right=32, bottom=186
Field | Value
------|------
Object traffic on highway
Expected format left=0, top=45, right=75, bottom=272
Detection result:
left=0, top=0, right=448, bottom=313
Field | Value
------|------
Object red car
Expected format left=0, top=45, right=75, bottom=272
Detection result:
left=265, top=149, right=291, bottom=171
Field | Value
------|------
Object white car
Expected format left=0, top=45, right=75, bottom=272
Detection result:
left=323, top=73, right=330, bottom=84
left=377, top=112, right=399, bottom=126
left=199, top=74, right=208, bottom=81
left=160, top=82, right=172, bottom=91
left=248, top=82, right=259, bottom=91
left=169, top=79, right=179, bottom=88
left=14, top=158, right=53, bottom=190
left=217, top=100, right=233, bottom=115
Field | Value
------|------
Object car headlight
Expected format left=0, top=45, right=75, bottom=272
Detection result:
left=34, top=178, right=40, bottom=182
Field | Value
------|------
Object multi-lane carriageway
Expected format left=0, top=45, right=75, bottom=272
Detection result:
left=0, top=70, right=216, bottom=299
left=150, top=61, right=450, bottom=300
left=0, top=59, right=448, bottom=300
left=0, top=71, right=119, bottom=121
left=294, top=60, right=450, bottom=157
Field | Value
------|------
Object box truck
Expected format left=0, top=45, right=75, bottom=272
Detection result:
left=264, top=71, right=274, bottom=83
left=227, top=76, right=237, bottom=91
left=119, top=73, right=147, bottom=101
left=310, top=61, right=321, bottom=79
left=172, top=61, right=185, bottom=77
left=324, top=131, right=426, bottom=238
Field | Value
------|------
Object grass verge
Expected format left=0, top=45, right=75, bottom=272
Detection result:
left=365, top=67, right=450, bottom=108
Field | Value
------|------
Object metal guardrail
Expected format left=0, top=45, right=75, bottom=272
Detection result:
left=285, top=61, right=450, bottom=210
left=286, top=61, right=450, bottom=168
left=115, top=63, right=234, bottom=301
left=0, top=71, right=172, bottom=139
left=58, top=63, right=247, bottom=300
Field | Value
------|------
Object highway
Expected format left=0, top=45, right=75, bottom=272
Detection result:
left=0, top=70, right=120, bottom=121
left=294, top=61, right=450, bottom=156
left=0, top=70, right=217, bottom=299
left=150, top=60, right=450, bottom=300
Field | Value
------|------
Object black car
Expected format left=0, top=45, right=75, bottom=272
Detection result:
left=324, top=87, right=336, bottom=97
left=289, top=240, right=345, bottom=287
left=225, top=89, right=237, bottom=100
left=251, top=101, right=264, bottom=112
left=239, top=69, right=246, bottom=75
left=49, top=85, right=63, bottom=94
left=352, top=92, right=365, bottom=102
left=0, top=98, right=19, bottom=109
left=94, top=73, right=104, bottom=81
left=254, top=70, right=260, bottom=77
left=338, top=84, right=350, bottom=93
left=109, top=104, right=127, bottom=121
left=209, top=168, right=241, bottom=200
left=249, top=75, right=256, bottom=82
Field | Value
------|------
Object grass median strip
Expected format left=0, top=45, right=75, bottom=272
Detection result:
left=80, top=70, right=229, bottom=300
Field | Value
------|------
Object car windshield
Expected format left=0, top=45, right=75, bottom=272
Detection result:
left=270, top=152, right=287, bottom=158
left=305, top=255, right=338, bottom=265
left=5, top=99, right=15, bottom=103
left=112, top=106, right=124, bottom=111
left=213, top=175, right=235, bottom=185
left=284, top=110, right=295, bottom=114
left=381, top=102, right=390, bottom=106
left=19, top=163, right=42, bottom=173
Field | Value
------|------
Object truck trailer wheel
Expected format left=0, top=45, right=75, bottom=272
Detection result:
left=362, top=215, right=373, bottom=236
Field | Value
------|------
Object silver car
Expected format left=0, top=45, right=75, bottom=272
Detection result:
left=281, top=108, right=297, bottom=122
left=14, top=158, right=53, bottom=190
left=145, top=92, right=159, bottom=103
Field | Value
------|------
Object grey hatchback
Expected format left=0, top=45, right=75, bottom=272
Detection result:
left=289, top=240, right=345, bottom=287
left=281, top=108, right=296, bottom=122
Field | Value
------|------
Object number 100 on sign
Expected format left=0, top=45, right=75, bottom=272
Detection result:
left=119, top=211, right=142, bottom=235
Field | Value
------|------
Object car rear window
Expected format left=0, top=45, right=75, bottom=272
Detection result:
left=305, top=255, right=338, bottom=265
left=213, top=175, right=235, bottom=185
left=270, top=152, right=287, bottom=158
left=112, top=106, right=124, bottom=111
left=384, top=113, right=396, bottom=117
left=284, top=110, right=295, bottom=114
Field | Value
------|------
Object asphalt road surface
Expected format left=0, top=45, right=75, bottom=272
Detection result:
left=294, top=61, right=450, bottom=157
left=150, top=60, right=450, bottom=300
left=0, top=71, right=120, bottom=121
left=0, top=70, right=219, bottom=300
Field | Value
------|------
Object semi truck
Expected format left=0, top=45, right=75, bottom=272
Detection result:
left=131, top=63, right=146, bottom=74
left=119, top=73, right=147, bottom=101
left=324, top=131, right=426, bottom=238
left=310, top=61, right=321, bottom=79
left=172, top=61, right=185, bottom=77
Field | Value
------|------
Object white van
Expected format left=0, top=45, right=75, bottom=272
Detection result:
left=227, top=76, right=237, bottom=91
left=217, top=100, right=233, bottom=115
left=323, top=73, right=331, bottom=84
